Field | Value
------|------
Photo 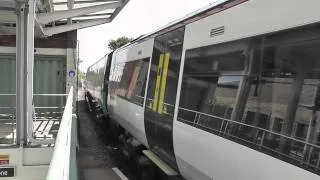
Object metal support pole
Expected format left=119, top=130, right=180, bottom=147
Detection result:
left=67, top=0, right=75, bottom=24
left=26, top=0, right=36, bottom=142
left=15, top=0, right=36, bottom=145
left=16, top=2, right=26, bottom=145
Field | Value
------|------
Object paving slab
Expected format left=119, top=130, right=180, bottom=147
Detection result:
left=83, top=168, right=121, bottom=180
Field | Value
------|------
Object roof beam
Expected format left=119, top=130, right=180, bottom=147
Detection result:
left=35, top=18, right=45, bottom=37
left=110, top=0, right=128, bottom=20
left=79, top=12, right=112, bottom=17
left=37, top=2, right=122, bottom=24
left=0, top=7, right=16, bottom=11
left=36, top=0, right=45, bottom=12
left=53, top=0, right=119, bottom=5
left=67, top=0, right=75, bottom=24
left=0, top=22, right=47, bottom=37
left=42, top=18, right=111, bottom=36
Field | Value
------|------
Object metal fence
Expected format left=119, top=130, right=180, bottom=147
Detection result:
left=32, top=93, right=67, bottom=143
left=0, top=94, right=16, bottom=145
left=178, top=106, right=320, bottom=173
left=0, top=93, right=68, bottom=145
left=46, top=87, right=77, bottom=180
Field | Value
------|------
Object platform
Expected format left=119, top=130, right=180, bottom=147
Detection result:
left=0, top=0, right=130, bottom=179
left=77, top=89, right=130, bottom=180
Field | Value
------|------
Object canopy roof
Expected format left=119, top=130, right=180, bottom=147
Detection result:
left=0, top=0, right=129, bottom=36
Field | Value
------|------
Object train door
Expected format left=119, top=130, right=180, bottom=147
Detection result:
left=144, top=27, right=185, bottom=168
left=102, top=52, right=113, bottom=114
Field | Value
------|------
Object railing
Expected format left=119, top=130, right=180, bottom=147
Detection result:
left=0, top=94, right=16, bottom=145
left=47, top=87, right=78, bottom=180
left=0, top=93, right=68, bottom=145
left=146, top=97, right=320, bottom=173
left=32, top=93, right=68, bottom=143
left=178, top=106, right=320, bottom=173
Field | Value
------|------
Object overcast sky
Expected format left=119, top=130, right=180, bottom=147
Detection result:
left=78, top=0, right=216, bottom=71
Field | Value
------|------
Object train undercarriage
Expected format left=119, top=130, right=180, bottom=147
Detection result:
left=84, top=92, right=182, bottom=180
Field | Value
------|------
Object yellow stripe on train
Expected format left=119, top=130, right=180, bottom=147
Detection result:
left=152, top=54, right=164, bottom=112
left=158, top=53, right=170, bottom=114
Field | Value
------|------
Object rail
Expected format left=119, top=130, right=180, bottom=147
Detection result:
left=46, top=87, right=78, bottom=180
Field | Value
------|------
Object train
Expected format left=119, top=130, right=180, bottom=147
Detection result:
left=85, top=0, right=320, bottom=179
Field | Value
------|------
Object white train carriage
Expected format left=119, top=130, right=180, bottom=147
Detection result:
left=87, top=0, right=320, bottom=179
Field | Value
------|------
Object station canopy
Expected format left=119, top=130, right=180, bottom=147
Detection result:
left=0, top=0, right=129, bottom=37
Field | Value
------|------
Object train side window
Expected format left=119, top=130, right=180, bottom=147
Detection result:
left=113, top=58, right=150, bottom=106
left=146, top=28, right=185, bottom=114
left=183, top=49, right=245, bottom=73
left=104, top=53, right=113, bottom=88
left=235, top=32, right=320, bottom=171
left=178, top=45, right=244, bottom=132
left=130, top=58, right=150, bottom=105
left=176, top=25, right=320, bottom=174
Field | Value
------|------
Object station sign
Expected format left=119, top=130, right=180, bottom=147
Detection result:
left=68, top=70, right=76, bottom=78
left=0, top=167, right=15, bottom=177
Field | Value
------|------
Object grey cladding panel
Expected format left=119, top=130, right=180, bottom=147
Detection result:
left=0, top=55, right=66, bottom=116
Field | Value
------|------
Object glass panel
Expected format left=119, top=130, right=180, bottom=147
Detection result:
left=145, top=27, right=185, bottom=114
left=0, top=56, right=16, bottom=145
left=178, top=45, right=244, bottom=133
left=131, top=58, right=150, bottom=105
left=237, top=30, right=320, bottom=173
left=178, top=25, right=320, bottom=175
left=111, top=58, right=150, bottom=106
left=144, top=27, right=185, bottom=168
left=185, top=48, right=245, bottom=73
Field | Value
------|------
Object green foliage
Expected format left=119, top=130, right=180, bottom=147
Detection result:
left=108, top=36, right=134, bottom=51
left=78, top=70, right=86, bottom=80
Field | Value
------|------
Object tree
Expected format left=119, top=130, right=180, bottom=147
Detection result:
left=108, top=36, right=134, bottom=51
left=78, top=70, right=86, bottom=81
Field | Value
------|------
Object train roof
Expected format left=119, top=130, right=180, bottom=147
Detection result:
left=87, top=52, right=111, bottom=70
left=129, top=0, right=246, bottom=44
left=88, top=0, right=246, bottom=69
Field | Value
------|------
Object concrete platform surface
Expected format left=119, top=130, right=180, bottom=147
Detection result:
left=83, top=168, right=121, bottom=180
left=77, top=89, right=132, bottom=180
